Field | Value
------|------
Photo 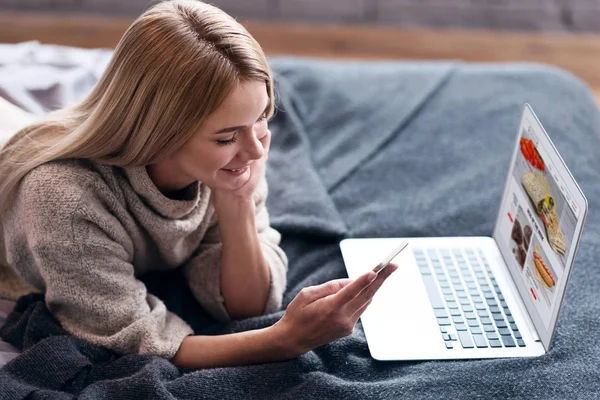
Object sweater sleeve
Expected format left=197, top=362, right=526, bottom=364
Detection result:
left=183, top=173, right=288, bottom=321
left=4, top=183, right=193, bottom=359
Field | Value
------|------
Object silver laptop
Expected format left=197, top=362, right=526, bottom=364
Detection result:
left=340, top=104, right=588, bottom=360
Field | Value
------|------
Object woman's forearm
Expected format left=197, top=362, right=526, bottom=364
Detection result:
left=171, top=325, right=294, bottom=369
left=214, top=196, right=271, bottom=319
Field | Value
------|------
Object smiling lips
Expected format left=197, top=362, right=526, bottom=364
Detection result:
left=222, top=166, right=249, bottom=176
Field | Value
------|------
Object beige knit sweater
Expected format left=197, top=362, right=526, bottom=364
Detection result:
left=0, top=159, right=288, bottom=359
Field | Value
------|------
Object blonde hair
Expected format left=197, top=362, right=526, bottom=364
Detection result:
left=0, top=0, right=274, bottom=214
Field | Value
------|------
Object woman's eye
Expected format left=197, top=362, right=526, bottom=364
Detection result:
left=216, top=135, right=238, bottom=146
left=256, top=113, right=267, bottom=123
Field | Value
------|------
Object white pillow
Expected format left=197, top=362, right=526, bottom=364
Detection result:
left=0, top=98, right=38, bottom=146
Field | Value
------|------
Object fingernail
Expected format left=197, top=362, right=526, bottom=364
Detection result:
left=366, top=272, right=377, bottom=283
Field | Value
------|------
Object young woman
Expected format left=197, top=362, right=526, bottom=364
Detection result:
left=0, top=0, right=397, bottom=370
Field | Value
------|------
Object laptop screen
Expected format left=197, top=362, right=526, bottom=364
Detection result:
left=493, top=104, right=588, bottom=349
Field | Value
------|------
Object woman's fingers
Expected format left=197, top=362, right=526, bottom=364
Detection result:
left=299, top=263, right=399, bottom=310
left=331, top=271, right=378, bottom=308
left=350, top=298, right=373, bottom=321
left=296, top=278, right=353, bottom=304
left=343, top=264, right=398, bottom=315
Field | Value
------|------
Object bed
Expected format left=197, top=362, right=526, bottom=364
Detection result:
left=1, top=41, right=600, bottom=399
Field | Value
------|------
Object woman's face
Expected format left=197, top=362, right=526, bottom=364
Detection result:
left=149, top=80, right=270, bottom=193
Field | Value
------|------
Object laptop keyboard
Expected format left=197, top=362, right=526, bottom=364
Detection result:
left=413, top=247, right=526, bottom=350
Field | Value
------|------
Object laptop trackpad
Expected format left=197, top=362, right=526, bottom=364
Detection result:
left=359, top=250, right=445, bottom=360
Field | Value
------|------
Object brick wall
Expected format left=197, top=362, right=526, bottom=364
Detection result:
left=0, top=0, right=598, bottom=32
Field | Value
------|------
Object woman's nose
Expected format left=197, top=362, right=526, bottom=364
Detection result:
left=242, top=133, right=264, bottom=160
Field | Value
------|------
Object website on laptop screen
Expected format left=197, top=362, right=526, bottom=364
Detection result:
left=495, top=108, right=584, bottom=332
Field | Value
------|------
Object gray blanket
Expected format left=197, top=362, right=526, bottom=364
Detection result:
left=1, top=42, right=600, bottom=399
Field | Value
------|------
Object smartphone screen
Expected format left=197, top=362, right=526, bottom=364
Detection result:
left=372, top=241, right=409, bottom=274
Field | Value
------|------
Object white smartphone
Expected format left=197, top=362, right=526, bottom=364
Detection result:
left=372, top=241, right=409, bottom=273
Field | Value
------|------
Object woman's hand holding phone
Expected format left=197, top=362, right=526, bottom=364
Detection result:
left=271, top=241, right=408, bottom=358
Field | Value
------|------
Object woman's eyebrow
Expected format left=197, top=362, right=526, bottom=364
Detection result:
left=214, top=125, right=244, bottom=135
left=213, top=99, right=271, bottom=135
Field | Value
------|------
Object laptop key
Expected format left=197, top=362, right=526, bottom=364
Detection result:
left=421, top=274, right=445, bottom=309
left=461, top=305, right=474, bottom=312
left=514, top=331, right=522, bottom=339
left=484, top=325, right=496, bottom=333
left=498, top=328, right=511, bottom=336
left=443, top=334, right=452, bottom=341
left=501, top=335, right=516, bottom=347
left=495, top=320, right=508, bottom=329
left=507, top=315, right=515, bottom=323
left=492, top=313, right=504, bottom=321
left=467, top=319, right=479, bottom=327
left=452, top=316, right=464, bottom=325
left=445, top=342, right=454, bottom=349
left=437, top=318, right=451, bottom=326
left=489, top=306, right=500, bottom=313
left=510, top=323, right=519, bottom=331
left=489, top=339, right=503, bottom=348
left=481, top=317, right=492, bottom=325
left=434, top=309, right=448, bottom=318
left=470, top=327, right=482, bottom=335
left=475, top=303, right=487, bottom=310
left=517, top=339, right=526, bottom=347
left=450, top=308, right=462, bottom=317
left=473, top=334, right=488, bottom=348
left=464, top=312, right=477, bottom=320
left=440, top=326, right=448, bottom=334
left=457, top=331, right=474, bottom=348
left=486, top=332, right=499, bottom=340
left=455, top=323, right=467, bottom=331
